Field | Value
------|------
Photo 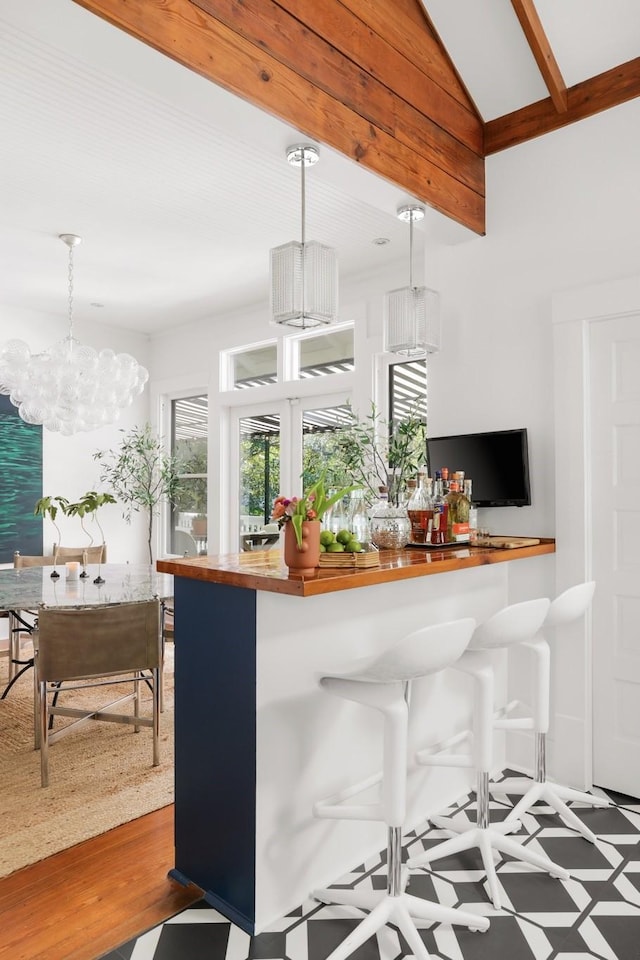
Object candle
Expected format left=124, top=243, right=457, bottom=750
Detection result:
left=66, top=561, right=80, bottom=581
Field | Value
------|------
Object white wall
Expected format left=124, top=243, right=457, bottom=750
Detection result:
left=0, top=306, right=151, bottom=564
left=430, top=97, right=640, bottom=588
left=428, top=99, right=640, bottom=776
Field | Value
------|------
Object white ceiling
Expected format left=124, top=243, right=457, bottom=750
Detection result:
left=1, top=0, right=637, bottom=337
left=423, top=0, right=640, bottom=120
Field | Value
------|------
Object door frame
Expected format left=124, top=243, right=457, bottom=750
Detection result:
left=552, top=273, right=640, bottom=789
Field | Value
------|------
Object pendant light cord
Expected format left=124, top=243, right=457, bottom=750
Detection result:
left=409, top=211, right=414, bottom=290
left=67, top=241, right=75, bottom=343
left=300, top=148, right=307, bottom=320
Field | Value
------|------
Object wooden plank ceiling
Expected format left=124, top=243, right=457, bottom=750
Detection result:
left=71, top=0, right=639, bottom=237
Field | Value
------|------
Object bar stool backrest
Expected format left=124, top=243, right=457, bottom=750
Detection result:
left=469, top=598, right=551, bottom=651
left=545, top=581, right=595, bottom=629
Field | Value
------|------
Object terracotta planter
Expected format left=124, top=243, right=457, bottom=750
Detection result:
left=283, top=519, right=321, bottom=576
left=191, top=517, right=207, bottom=538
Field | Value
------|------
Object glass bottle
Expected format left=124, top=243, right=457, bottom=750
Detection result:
left=407, top=472, right=433, bottom=544
left=327, top=492, right=348, bottom=535
left=446, top=480, right=470, bottom=543
left=349, top=489, right=370, bottom=546
left=464, top=479, right=478, bottom=544
left=430, top=478, right=447, bottom=545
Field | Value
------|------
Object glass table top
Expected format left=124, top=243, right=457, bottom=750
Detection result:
left=0, top=563, right=173, bottom=610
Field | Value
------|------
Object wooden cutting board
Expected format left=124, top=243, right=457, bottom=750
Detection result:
left=487, top=536, right=541, bottom=549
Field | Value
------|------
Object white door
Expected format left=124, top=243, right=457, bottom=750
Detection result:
left=226, top=392, right=353, bottom=552
left=590, top=312, right=640, bottom=795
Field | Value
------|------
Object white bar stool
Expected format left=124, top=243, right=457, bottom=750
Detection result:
left=491, top=581, right=611, bottom=840
left=313, top=618, right=490, bottom=960
left=408, top=599, right=570, bottom=910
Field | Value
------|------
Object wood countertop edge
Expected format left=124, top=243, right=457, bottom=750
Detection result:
left=157, top=539, right=555, bottom=598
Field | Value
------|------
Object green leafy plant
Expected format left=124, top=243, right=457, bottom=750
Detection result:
left=336, top=402, right=427, bottom=506
left=271, top=473, right=359, bottom=547
left=93, top=423, right=179, bottom=563
left=66, top=491, right=117, bottom=545
left=34, top=495, right=71, bottom=548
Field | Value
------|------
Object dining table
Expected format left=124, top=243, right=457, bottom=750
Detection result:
left=0, top=563, right=174, bottom=699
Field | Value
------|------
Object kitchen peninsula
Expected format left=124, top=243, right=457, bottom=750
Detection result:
left=158, top=539, right=554, bottom=934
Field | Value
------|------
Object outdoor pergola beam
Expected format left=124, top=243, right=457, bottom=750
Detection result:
left=510, top=0, right=567, bottom=113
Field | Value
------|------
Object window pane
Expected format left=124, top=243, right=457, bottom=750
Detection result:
left=302, top=404, right=354, bottom=490
left=298, top=328, right=354, bottom=379
left=389, top=360, right=427, bottom=424
left=239, top=414, right=280, bottom=550
left=171, top=396, right=208, bottom=555
left=233, top=345, right=278, bottom=389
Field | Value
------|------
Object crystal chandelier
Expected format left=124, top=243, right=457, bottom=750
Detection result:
left=270, top=144, right=338, bottom=328
left=384, top=204, right=440, bottom=356
left=0, top=234, right=149, bottom=435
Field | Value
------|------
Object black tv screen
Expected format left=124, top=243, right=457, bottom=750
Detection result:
left=426, top=428, right=531, bottom=507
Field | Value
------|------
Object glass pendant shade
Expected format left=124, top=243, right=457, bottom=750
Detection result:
left=0, top=234, right=149, bottom=435
left=384, top=284, right=440, bottom=356
left=270, top=239, right=338, bottom=328
left=384, top=203, right=440, bottom=357
left=270, top=143, right=338, bottom=329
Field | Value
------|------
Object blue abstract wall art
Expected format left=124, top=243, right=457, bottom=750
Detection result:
left=0, top=394, right=43, bottom=562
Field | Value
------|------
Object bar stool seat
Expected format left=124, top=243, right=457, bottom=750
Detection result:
left=408, top=599, right=570, bottom=910
left=313, top=618, right=489, bottom=960
left=490, top=582, right=611, bottom=841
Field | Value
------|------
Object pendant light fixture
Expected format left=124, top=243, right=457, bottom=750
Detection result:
left=0, top=234, right=149, bottom=435
left=270, top=143, right=338, bottom=328
left=384, top=204, right=440, bottom=356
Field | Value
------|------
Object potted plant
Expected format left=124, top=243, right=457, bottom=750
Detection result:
left=336, top=402, right=427, bottom=507
left=191, top=514, right=207, bottom=538
left=66, top=491, right=117, bottom=546
left=93, top=423, right=179, bottom=563
left=34, top=495, right=71, bottom=550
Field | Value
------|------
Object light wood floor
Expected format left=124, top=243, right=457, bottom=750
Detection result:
left=0, top=805, right=202, bottom=960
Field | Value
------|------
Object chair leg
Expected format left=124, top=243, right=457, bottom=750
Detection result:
left=478, top=830, right=503, bottom=910
left=39, top=680, right=49, bottom=788
left=152, top=666, right=160, bottom=766
left=322, top=898, right=395, bottom=960
left=133, top=671, right=141, bottom=733
left=393, top=902, right=432, bottom=960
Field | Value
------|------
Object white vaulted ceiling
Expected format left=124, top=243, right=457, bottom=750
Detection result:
left=0, top=0, right=638, bottom=336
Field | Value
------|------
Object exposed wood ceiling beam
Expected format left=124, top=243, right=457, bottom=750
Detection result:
left=510, top=0, right=567, bottom=112
left=485, top=56, right=640, bottom=154
left=71, top=0, right=486, bottom=234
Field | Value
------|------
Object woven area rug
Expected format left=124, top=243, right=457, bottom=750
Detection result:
left=0, top=641, right=174, bottom=878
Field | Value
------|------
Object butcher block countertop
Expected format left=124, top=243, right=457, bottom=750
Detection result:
left=157, top=538, right=555, bottom=598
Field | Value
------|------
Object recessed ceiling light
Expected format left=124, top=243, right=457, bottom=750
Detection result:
left=372, top=237, right=390, bottom=246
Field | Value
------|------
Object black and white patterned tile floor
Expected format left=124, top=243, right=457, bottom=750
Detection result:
left=100, top=772, right=640, bottom=960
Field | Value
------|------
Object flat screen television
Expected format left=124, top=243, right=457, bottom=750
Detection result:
left=426, top=428, right=531, bottom=507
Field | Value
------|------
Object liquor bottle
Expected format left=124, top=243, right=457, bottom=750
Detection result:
left=446, top=480, right=470, bottom=543
left=407, top=472, right=433, bottom=544
left=464, top=479, right=478, bottom=544
left=430, top=478, right=447, bottom=544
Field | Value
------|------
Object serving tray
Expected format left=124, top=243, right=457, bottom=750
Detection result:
left=318, top=551, right=381, bottom=569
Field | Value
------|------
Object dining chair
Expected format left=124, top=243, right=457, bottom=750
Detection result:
left=34, top=598, right=162, bottom=787
left=53, top=544, right=107, bottom=563
left=1, top=552, right=58, bottom=700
